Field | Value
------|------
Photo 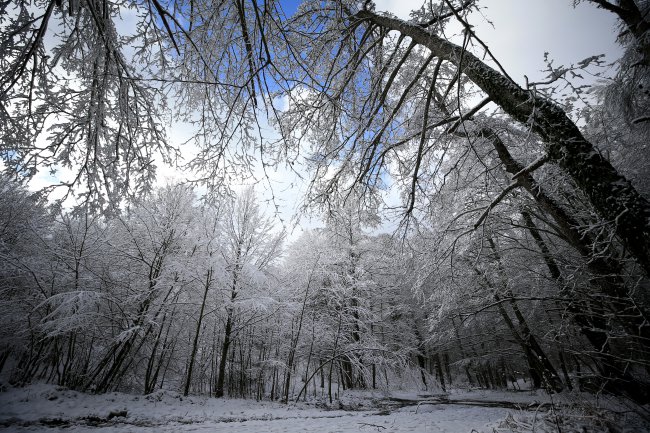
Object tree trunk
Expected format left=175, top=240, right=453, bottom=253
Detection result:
left=184, top=268, right=212, bottom=396
left=215, top=309, right=233, bottom=398
left=433, top=352, right=446, bottom=391
left=215, top=251, right=241, bottom=398
left=450, top=316, right=474, bottom=387
left=443, top=352, right=452, bottom=387
left=414, top=325, right=428, bottom=390
left=0, top=350, right=11, bottom=375
left=284, top=267, right=316, bottom=402
left=145, top=314, right=169, bottom=394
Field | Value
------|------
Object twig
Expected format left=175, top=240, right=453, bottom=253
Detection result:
left=473, top=181, right=520, bottom=229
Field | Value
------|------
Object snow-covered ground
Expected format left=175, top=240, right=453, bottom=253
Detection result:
left=0, top=384, right=645, bottom=432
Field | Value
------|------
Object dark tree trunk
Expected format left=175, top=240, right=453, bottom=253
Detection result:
left=215, top=309, right=233, bottom=398
left=417, top=353, right=428, bottom=390
left=413, top=325, right=428, bottom=390
left=284, top=268, right=316, bottom=402
left=443, top=352, right=452, bottom=387
left=216, top=249, right=241, bottom=398
left=433, top=352, right=446, bottom=392
left=473, top=247, right=563, bottom=393
left=145, top=314, right=169, bottom=395
left=450, top=316, right=474, bottom=387
left=184, top=269, right=212, bottom=396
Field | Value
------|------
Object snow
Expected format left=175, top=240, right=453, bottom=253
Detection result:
left=0, top=384, right=521, bottom=432
left=0, top=384, right=645, bottom=432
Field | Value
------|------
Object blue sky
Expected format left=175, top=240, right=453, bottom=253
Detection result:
left=279, top=0, right=301, bottom=15
left=278, top=0, right=621, bottom=85
left=276, top=0, right=623, bottom=237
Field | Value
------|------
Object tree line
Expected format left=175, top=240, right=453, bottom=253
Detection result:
left=1, top=178, right=649, bottom=405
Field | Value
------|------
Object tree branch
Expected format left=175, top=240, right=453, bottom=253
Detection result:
left=473, top=181, right=520, bottom=230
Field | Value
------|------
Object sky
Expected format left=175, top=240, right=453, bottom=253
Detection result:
left=28, top=0, right=624, bottom=238
left=459, top=0, right=622, bottom=83
left=280, top=0, right=623, bottom=79
left=251, top=0, right=625, bottom=237
left=372, top=0, right=622, bottom=83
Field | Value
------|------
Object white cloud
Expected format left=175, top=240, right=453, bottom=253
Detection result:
left=374, top=0, right=425, bottom=19
left=466, top=0, right=622, bottom=84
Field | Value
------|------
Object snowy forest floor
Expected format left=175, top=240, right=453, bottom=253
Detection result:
left=0, top=384, right=647, bottom=432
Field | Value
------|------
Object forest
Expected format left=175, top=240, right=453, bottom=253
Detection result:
left=0, top=0, right=649, bottom=431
